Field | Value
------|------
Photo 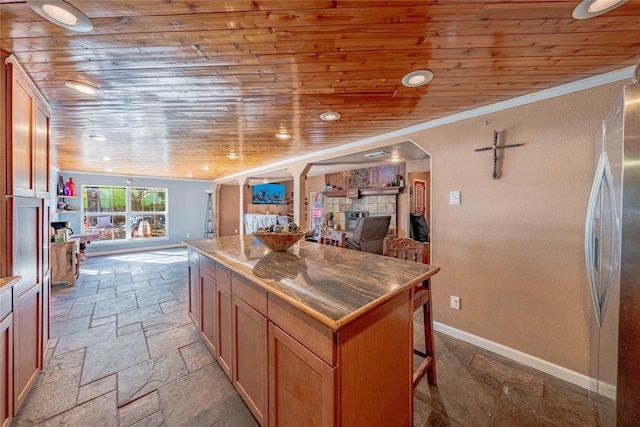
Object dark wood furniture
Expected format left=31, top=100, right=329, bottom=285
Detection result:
left=383, top=237, right=436, bottom=386
left=185, top=235, right=440, bottom=426
left=319, top=226, right=346, bottom=248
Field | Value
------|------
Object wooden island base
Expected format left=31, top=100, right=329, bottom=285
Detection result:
left=186, top=236, right=439, bottom=426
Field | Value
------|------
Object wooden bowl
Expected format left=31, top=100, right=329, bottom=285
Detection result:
left=253, top=231, right=305, bottom=252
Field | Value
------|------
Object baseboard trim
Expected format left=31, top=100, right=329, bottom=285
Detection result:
left=87, top=243, right=186, bottom=257
left=434, top=322, right=600, bottom=394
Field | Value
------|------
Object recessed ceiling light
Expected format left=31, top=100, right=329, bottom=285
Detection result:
left=187, top=171, right=193, bottom=178
left=275, top=132, right=291, bottom=139
left=320, top=111, right=341, bottom=121
left=90, top=134, right=107, bottom=141
left=402, top=70, right=434, bottom=87
left=27, top=0, right=93, bottom=32
left=202, top=165, right=210, bottom=171
left=65, top=80, right=102, bottom=94
left=228, top=153, right=238, bottom=159
left=572, top=0, right=628, bottom=19
left=106, top=168, right=113, bottom=172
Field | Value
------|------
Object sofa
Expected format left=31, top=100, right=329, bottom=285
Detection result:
left=344, top=215, right=391, bottom=254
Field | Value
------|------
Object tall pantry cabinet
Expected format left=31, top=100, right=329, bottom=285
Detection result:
left=1, top=52, right=52, bottom=422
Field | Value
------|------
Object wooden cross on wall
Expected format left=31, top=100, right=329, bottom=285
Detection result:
left=474, top=130, right=524, bottom=180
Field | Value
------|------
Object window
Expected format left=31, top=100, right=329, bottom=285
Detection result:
left=82, top=186, right=167, bottom=242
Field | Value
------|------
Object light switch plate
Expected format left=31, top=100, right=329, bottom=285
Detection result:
left=450, top=190, right=461, bottom=205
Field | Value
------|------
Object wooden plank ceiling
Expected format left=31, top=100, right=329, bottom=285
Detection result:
left=2, top=0, right=640, bottom=180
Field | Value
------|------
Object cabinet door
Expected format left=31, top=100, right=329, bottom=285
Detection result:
left=41, top=199, right=50, bottom=355
left=188, top=262, right=201, bottom=328
left=9, top=70, right=34, bottom=198
left=13, top=284, right=41, bottom=412
left=215, top=282, right=232, bottom=380
left=268, top=322, right=335, bottom=427
left=200, top=272, right=216, bottom=354
left=232, top=296, right=267, bottom=425
left=0, top=314, right=13, bottom=427
left=34, top=105, right=49, bottom=198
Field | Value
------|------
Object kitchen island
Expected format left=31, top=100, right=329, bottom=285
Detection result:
left=185, top=235, right=440, bottom=427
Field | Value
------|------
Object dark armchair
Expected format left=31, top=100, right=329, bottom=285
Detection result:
left=345, top=215, right=391, bottom=254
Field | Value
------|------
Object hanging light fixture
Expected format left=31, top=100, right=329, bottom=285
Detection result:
left=27, top=0, right=93, bottom=32
left=572, top=0, right=628, bottom=19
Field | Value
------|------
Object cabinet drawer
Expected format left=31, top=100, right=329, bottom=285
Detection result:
left=268, top=295, right=335, bottom=366
left=200, top=256, right=216, bottom=279
left=187, top=248, right=199, bottom=266
left=0, top=285, right=12, bottom=321
left=231, top=272, right=267, bottom=316
left=216, top=263, right=231, bottom=290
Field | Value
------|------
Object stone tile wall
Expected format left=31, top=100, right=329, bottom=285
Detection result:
left=324, top=195, right=396, bottom=232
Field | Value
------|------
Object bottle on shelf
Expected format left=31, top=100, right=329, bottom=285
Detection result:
left=68, top=177, right=76, bottom=196
left=63, top=180, right=70, bottom=196
left=57, top=175, right=64, bottom=195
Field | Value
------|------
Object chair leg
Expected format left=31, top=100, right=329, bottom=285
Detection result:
left=412, top=301, right=436, bottom=387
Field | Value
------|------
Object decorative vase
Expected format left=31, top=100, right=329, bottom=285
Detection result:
left=68, top=177, right=76, bottom=196
left=64, top=181, right=70, bottom=196
left=57, top=175, right=64, bottom=195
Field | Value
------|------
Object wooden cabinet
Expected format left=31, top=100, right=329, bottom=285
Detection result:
left=268, top=322, right=335, bottom=427
left=7, top=57, right=50, bottom=199
left=187, top=249, right=200, bottom=328
left=0, top=281, right=14, bottom=427
left=186, top=242, right=420, bottom=427
left=232, top=295, right=268, bottom=425
left=13, top=284, right=41, bottom=411
left=0, top=313, right=13, bottom=427
left=1, top=53, right=50, bottom=417
left=324, top=163, right=406, bottom=191
left=215, top=277, right=233, bottom=381
left=231, top=271, right=268, bottom=425
left=51, top=239, right=79, bottom=286
left=200, top=271, right=216, bottom=354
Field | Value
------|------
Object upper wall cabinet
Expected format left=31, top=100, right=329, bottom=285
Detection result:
left=6, top=56, right=51, bottom=199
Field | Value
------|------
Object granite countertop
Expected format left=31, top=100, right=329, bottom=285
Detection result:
left=0, top=276, right=21, bottom=291
left=185, top=235, right=440, bottom=330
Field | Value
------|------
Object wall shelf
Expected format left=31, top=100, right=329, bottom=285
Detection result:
left=321, top=186, right=403, bottom=198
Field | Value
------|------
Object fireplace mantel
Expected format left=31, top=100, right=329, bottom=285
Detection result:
left=321, top=186, right=403, bottom=198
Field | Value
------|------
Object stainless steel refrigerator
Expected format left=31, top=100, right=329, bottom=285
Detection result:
left=585, top=76, right=640, bottom=426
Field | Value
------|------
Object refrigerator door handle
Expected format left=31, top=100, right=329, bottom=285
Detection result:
left=585, top=151, right=619, bottom=326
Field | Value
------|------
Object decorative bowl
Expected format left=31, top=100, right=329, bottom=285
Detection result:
left=253, top=231, right=305, bottom=252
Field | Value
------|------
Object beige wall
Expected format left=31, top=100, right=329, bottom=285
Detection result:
left=391, top=80, right=625, bottom=374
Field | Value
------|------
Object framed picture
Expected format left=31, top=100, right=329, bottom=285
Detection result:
left=413, top=179, right=426, bottom=215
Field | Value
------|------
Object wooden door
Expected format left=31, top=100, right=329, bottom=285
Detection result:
left=0, top=313, right=13, bottom=427
left=188, top=262, right=201, bottom=328
left=200, top=272, right=216, bottom=354
left=215, top=282, right=232, bottom=380
left=268, top=322, right=335, bottom=427
left=232, top=295, right=267, bottom=425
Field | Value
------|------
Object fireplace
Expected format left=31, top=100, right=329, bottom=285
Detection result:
left=345, top=211, right=369, bottom=232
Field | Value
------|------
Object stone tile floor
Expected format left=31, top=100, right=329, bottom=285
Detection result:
left=12, top=247, right=599, bottom=426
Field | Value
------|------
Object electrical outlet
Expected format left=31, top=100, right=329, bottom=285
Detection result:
left=186, top=232, right=190, bottom=238
left=450, top=296, right=460, bottom=310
